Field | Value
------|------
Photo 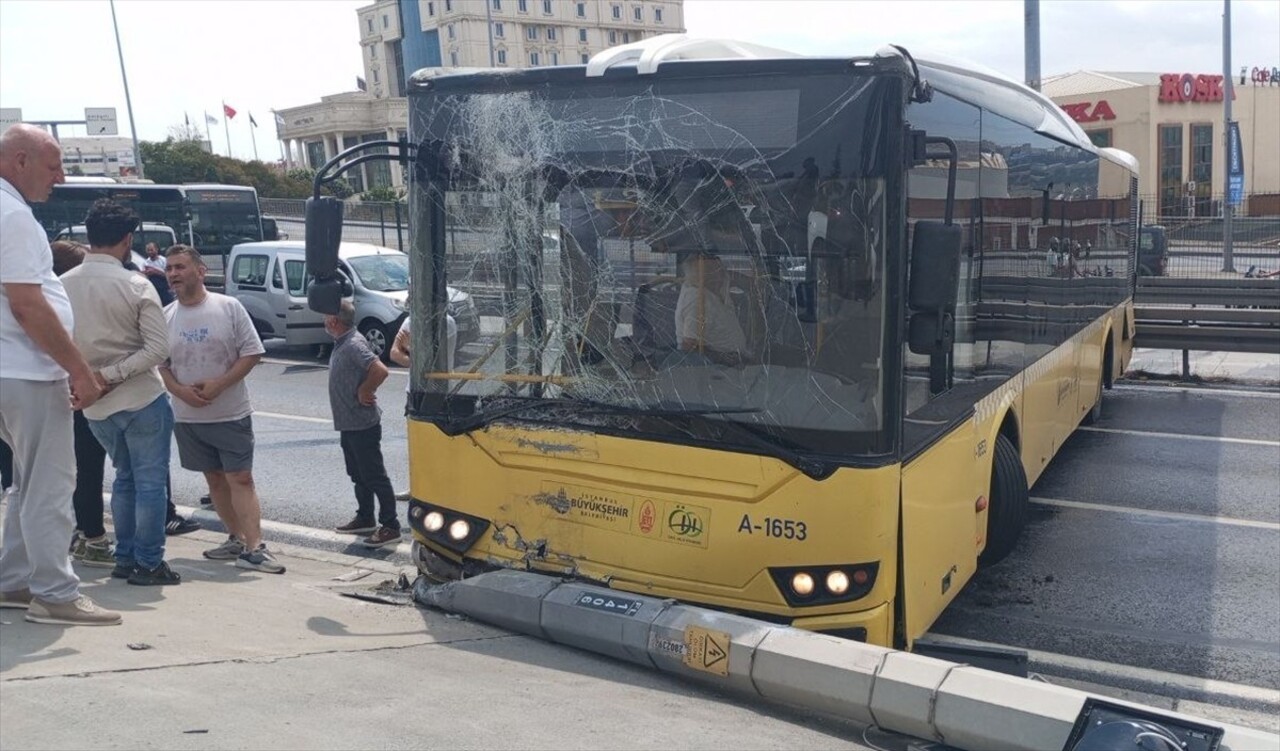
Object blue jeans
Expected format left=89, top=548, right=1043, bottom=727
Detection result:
left=88, top=395, right=174, bottom=570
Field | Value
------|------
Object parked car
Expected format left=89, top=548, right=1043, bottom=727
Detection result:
left=55, top=222, right=177, bottom=263
left=225, top=241, right=479, bottom=360
left=1138, top=225, right=1168, bottom=277
left=261, top=216, right=288, bottom=241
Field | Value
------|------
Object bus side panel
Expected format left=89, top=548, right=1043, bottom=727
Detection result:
left=900, top=418, right=983, bottom=647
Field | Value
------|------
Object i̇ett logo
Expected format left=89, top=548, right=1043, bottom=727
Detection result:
left=667, top=506, right=704, bottom=539
left=638, top=500, right=656, bottom=534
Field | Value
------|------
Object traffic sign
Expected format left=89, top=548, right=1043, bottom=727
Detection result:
left=85, top=107, right=118, bottom=136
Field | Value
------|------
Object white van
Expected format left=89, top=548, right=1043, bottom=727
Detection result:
left=225, top=241, right=479, bottom=359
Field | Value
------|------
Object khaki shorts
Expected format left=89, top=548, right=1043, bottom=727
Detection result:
left=174, top=416, right=254, bottom=473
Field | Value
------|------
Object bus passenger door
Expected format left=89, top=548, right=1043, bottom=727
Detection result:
left=900, top=419, right=982, bottom=646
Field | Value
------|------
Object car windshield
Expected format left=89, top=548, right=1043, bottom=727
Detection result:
left=348, top=253, right=410, bottom=292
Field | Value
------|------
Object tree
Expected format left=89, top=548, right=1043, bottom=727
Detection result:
left=167, top=121, right=206, bottom=143
left=360, top=186, right=404, bottom=203
left=67, top=165, right=85, bottom=176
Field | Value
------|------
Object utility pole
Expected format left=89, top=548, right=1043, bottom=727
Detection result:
left=109, top=0, right=144, bottom=179
left=1221, top=0, right=1236, bottom=272
left=1025, top=0, right=1041, bottom=91
left=485, top=0, right=495, bottom=66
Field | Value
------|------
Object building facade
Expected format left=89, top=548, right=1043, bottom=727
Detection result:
left=1044, top=69, right=1279, bottom=217
left=277, top=0, right=685, bottom=195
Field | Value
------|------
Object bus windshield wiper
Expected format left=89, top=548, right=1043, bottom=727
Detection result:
left=442, top=397, right=757, bottom=435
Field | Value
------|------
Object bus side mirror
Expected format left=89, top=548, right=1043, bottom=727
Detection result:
left=307, top=269, right=353, bottom=315
left=305, top=196, right=344, bottom=278
left=907, top=221, right=962, bottom=356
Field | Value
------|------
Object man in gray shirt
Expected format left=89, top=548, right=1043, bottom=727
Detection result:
left=327, top=300, right=400, bottom=548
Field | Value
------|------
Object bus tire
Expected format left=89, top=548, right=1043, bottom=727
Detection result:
left=979, top=434, right=1029, bottom=567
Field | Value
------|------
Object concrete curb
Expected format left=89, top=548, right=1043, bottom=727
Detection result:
left=415, top=571, right=1280, bottom=751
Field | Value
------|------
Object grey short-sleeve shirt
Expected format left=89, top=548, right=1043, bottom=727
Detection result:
left=328, top=329, right=381, bottom=432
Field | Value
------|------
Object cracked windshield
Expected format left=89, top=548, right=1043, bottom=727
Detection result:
left=411, top=72, right=895, bottom=457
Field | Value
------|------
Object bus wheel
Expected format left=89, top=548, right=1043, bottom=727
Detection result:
left=979, top=434, right=1029, bottom=567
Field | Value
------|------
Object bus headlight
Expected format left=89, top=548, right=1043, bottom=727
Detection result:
left=825, top=570, right=850, bottom=595
left=407, top=499, right=489, bottom=555
left=790, top=572, right=815, bottom=597
left=448, top=519, right=471, bottom=541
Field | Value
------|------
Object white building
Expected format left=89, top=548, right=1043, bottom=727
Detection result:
left=275, top=0, right=685, bottom=195
left=57, top=136, right=138, bottom=179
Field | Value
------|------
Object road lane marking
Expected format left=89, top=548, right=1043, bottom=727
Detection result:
left=260, top=356, right=408, bottom=374
left=1031, top=496, right=1280, bottom=531
left=918, top=633, right=1280, bottom=709
left=1079, top=426, right=1280, bottom=447
left=256, top=410, right=331, bottom=425
left=1115, top=383, right=1280, bottom=399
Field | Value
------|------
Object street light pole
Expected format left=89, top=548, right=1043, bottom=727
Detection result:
left=1025, top=0, right=1041, bottom=91
left=109, top=0, right=144, bottom=179
left=1221, top=0, right=1235, bottom=272
left=485, top=0, right=495, bottom=67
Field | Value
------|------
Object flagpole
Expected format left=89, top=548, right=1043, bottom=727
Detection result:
left=222, top=102, right=233, bottom=158
left=204, top=111, right=214, bottom=154
left=249, top=117, right=259, bottom=161
left=109, top=0, right=144, bottom=179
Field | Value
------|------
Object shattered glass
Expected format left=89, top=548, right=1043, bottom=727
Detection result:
left=406, top=69, right=901, bottom=461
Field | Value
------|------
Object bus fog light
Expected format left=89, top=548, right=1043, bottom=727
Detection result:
left=423, top=511, right=445, bottom=533
left=791, top=572, right=815, bottom=597
left=825, top=570, right=850, bottom=595
left=448, top=519, right=471, bottom=541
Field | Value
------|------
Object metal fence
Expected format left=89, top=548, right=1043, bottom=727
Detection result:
left=1140, top=193, right=1280, bottom=280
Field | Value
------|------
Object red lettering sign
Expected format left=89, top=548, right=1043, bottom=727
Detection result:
left=1062, top=100, right=1116, bottom=123
left=1159, top=73, right=1235, bottom=102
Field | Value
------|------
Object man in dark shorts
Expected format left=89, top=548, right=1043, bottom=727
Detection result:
left=160, top=245, right=283, bottom=574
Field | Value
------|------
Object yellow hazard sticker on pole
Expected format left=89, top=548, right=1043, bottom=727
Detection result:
left=682, top=625, right=731, bottom=677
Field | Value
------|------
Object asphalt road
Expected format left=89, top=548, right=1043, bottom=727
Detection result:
left=931, top=385, right=1280, bottom=692
left=149, top=343, right=1280, bottom=695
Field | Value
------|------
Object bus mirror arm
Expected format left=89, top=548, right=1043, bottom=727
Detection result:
left=305, top=137, right=419, bottom=300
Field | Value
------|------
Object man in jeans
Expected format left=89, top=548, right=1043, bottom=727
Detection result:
left=328, top=300, right=401, bottom=548
left=61, top=199, right=179, bottom=586
left=161, top=245, right=283, bottom=574
left=0, top=124, right=118, bottom=624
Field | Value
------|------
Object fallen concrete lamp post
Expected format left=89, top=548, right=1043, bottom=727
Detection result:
left=415, top=570, right=1278, bottom=751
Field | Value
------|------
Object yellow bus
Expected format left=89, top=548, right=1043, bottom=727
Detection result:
left=307, top=39, right=1138, bottom=649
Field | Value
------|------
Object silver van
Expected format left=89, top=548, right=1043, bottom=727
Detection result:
left=226, top=241, right=479, bottom=359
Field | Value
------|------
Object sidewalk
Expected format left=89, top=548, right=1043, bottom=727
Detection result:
left=0, top=527, right=878, bottom=751
left=1126, top=347, right=1280, bottom=385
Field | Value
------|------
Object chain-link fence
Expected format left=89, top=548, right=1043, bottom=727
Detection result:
left=1139, top=193, right=1280, bottom=280
left=259, top=192, right=1280, bottom=282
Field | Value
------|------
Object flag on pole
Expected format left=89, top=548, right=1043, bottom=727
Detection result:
left=223, top=102, right=237, bottom=119
left=185, top=112, right=190, bottom=127
left=274, top=111, right=285, bottom=129
left=205, top=112, right=218, bottom=125
left=249, top=112, right=258, bottom=127
left=356, top=76, right=367, bottom=92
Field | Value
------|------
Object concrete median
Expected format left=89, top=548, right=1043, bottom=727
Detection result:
left=414, top=570, right=1280, bottom=751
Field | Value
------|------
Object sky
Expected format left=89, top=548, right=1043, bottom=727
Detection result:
left=0, top=0, right=1277, bottom=163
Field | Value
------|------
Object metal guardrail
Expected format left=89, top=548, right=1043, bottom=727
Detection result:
left=1133, top=278, right=1280, bottom=372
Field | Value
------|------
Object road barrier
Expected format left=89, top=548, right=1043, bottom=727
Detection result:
left=1134, top=278, right=1280, bottom=372
left=415, top=570, right=1278, bottom=751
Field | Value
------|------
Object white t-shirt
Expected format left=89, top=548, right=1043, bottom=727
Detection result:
left=0, top=178, right=75, bottom=381
left=674, top=282, right=748, bottom=358
left=142, top=256, right=167, bottom=273
left=164, top=292, right=265, bottom=423
left=398, top=314, right=457, bottom=392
